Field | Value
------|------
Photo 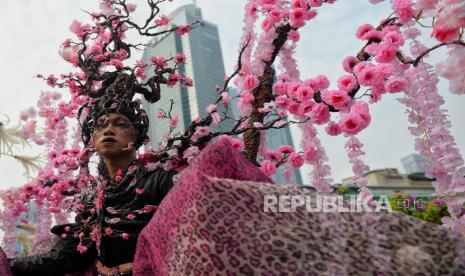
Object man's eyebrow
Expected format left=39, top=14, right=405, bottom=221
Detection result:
left=114, top=116, right=130, bottom=123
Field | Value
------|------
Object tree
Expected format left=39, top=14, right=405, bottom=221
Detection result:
left=1, top=0, right=465, bottom=255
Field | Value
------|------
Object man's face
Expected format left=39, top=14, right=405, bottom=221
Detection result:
left=92, top=113, right=136, bottom=157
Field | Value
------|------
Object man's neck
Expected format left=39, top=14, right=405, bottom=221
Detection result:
left=102, top=153, right=136, bottom=179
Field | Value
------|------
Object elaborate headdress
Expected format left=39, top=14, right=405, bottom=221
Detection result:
left=78, top=72, right=160, bottom=150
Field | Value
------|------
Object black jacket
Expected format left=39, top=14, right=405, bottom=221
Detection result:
left=10, top=167, right=176, bottom=276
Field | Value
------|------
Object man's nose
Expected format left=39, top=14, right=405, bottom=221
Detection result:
left=102, top=125, right=116, bottom=135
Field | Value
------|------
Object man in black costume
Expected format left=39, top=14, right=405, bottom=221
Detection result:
left=10, top=73, right=176, bottom=276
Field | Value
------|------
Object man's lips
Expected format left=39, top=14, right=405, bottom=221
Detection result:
left=101, top=137, right=117, bottom=144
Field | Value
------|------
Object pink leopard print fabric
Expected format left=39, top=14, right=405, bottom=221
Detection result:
left=0, top=247, right=13, bottom=276
left=134, top=139, right=465, bottom=275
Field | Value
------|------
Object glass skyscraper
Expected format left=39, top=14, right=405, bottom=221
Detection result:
left=141, top=4, right=233, bottom=147
left=141, top=4, right=302, bottom=185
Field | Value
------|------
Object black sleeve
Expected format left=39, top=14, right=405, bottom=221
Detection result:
left=142, top=169, right=177, bottom=205
left=10, top=233, right=97, bottom=276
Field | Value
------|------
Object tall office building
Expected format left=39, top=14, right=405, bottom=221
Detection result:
left=141, top=4, right=302, bottom=185
left=141, top=4, right=233, bottom=147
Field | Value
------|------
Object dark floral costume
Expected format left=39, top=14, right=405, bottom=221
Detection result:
left=9, top=161, right=175, bottom=276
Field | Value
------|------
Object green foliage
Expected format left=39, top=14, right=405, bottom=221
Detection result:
left=388, top=192, right=450, bottom=224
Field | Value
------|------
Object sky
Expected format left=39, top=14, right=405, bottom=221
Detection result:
left=0, top=0, right=464, bottom=190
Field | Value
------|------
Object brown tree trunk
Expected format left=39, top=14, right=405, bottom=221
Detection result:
left=243, top=24, right=293, bottom=164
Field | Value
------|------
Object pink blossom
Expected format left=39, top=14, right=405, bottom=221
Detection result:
left=169, top=116, right=179, bottom=128
left=314, top=75, right=330, bottom=89
left=177, top=25, right=191, bottom=36
left=305, top=10, right=318, bottom=21
left=155, top=15, right=170, bottom=26
left=19, top=107, right=37, bottom=121
left=273, top=81, right=288, bottom=95
left=174, top=53, right=187, bottom=64
left=321, top=90, right=351, bottom=111
left=296, top=85, right=315, bottom=101
left=287, top=82, right=301, bottom=97
left=156, top=111, right=165, bottom=120
left=46, top=74, right=58, bottom=87
left=357, top=67, right=377, bottom=86
left=340, top=114, right=367, bottom=135
left=206, top=104, right=218, bottom=113
left=339, top=102, right=371, bottom=135
left=308, top=0, right=324, bottom=7
left=415, top=0, right=439, bottom=11
left=276, top=96, right=290, bottom=109
left=383, top=31, right=404, bottom=47
left=126, top=4, right=137, bottom=13
left=77, top=244, right=88, bottom=254
left=20, top=120, right=37, bottom=139
left=356, top=24, right=375, bottom=40
left=353, top=61, right=373, bottom=75
left=337, top=75, right=358, bottom=92
left=243, top=74, right=260, bottom=91
left=278, top=145, right=294, bottom=154
left=432, top=25, right=460, bottom=43
left=287, top=30, right=300, bottom=42
left=289, top=152, right=304, bottom=168
left=183, top=77, right=194, bottom=87
left=261, top=18, right=274, bottom=32
left=287, top=102, right=301, bottom=115
left=342, top=56, right=358, bottom=73
left=363, top=30, right=383, bottom=41
left=167, top=73, right=181, bottom=87
left=290, top=0, right=307, bottom=9
left=268, top=9, right=283, bottom=22
left=211, top=112, right=222, bottom=124
left=221, top=92, right=232, bottom=106
left=246, top=2, right=259, bottom=17
left=150, top=56, right=168, bottom=69
left=326, top=122, right=342, bottom=136
left=392, top=0, right=414, bottom=23
left=303, top=79, right=319, bottom=91
left=309, top=103, right=330, bottom=125
left=385, top=77, right=407, bottom=93
left=260, top=160, right=277, bottom=175
left=239, top=92, right=255, bottom=105
left=105, top=227, right=113, bottom=236
left=299, top=102, right=314, bottom=115
left=265, top=150, right=284, bottom=162
left=304, top=147, right=317, bottom=163
left=375, top=44, right=397, bottom=63
left=289, top=8, right=306, bottom=28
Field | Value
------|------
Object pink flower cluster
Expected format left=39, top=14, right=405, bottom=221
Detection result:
left=431, top=1, right=465, bottom=42
left=402, top=63, right=465, bottom=233
left=299, top=123, right=333, bottom=194
left=352, top=23, right=410, bottom=102
left=436, top=46, right=465, bottom=95
left=391, top=0, right=415, bottom=23
left=345, top=136, right=370, bottom=189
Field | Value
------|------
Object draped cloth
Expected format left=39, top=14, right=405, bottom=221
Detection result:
left=2, top=138, right=465, bottom=275
left=0, top=246, right=13, bottom=276
left=134, top=137, right=465, bottom=275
